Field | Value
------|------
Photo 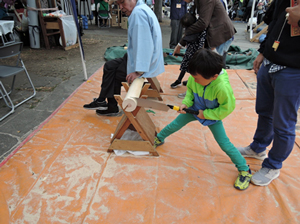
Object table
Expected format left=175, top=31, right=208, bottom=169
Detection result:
left=0, top=20, right=14, bottom=36
left=0, top=20, right=15, bottom=45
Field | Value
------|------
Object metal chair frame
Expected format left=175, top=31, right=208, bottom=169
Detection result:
left=0, top=42, right=36, bottom=121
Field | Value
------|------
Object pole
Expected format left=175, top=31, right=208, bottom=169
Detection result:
left=249, top=0, right=256, bottom=40
left=70, top=0, right=88, bottom=80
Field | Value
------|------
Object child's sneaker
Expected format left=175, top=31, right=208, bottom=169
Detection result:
left=154, top=137, right=164, bottom=148
left=234, top=170, right=252, bottom=190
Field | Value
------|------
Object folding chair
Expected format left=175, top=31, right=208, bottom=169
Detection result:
left=98, top=11, right=111, bottom=28
left=0, top=42, right=36, bottom=121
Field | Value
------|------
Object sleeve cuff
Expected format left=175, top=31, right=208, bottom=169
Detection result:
left=177, top=43, right=185, bottom=49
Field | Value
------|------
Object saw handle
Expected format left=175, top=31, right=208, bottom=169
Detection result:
left=183, top=108, right=199, bottom=115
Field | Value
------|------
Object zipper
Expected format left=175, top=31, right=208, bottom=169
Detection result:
left=201, top=85, right=208, bottom=125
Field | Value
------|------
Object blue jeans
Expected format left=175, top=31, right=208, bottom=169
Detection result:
left=216, top=38, right=233, bottom=56
left=250, top=63, right=300, bottom=169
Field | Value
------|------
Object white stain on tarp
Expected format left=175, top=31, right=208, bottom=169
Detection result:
left=12, top=147, right=106, bottom=223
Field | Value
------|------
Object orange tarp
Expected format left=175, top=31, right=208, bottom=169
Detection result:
left=0, top=65, right=299, bottom=223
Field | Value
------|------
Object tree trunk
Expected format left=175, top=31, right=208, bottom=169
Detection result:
left=154, top=0, right=163, bottom=22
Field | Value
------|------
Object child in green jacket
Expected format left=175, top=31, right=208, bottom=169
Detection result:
left=154, top=48, right=252, bottom=190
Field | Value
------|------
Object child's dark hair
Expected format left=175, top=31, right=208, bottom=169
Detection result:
left=180, top=13, right=196, bottom=28
left=188, top=48, right=224, bottom=79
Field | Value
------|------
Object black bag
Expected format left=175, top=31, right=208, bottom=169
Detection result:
left=263, top=1, right=275, bottom=25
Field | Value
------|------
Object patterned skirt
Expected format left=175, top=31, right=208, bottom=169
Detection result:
left=180, top=30, right=207, bottom=72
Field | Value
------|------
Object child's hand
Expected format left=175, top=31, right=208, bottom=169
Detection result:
left=197, top=110, right=205, bottom=119
left=179, top=104, right=187, bottom=113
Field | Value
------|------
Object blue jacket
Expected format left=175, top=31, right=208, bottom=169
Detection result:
left=127, top=0, right=165, bottom=77
left=170, top=0, right=187, bottom=20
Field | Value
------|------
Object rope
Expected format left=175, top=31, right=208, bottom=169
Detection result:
left=27, top=7, right=59, bottom=11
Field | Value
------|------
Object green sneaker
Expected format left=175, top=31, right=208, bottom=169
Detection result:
left=154, top=137, right=164, bottom=148
left=234, top=170, right=252, bottom=190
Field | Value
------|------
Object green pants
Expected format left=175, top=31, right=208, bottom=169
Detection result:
left=157, top=113, right=249, bottom=171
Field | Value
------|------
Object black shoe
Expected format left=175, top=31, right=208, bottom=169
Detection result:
left=182, top=80, right=188, bottom=86
left=170, top=80, right=182, bottom=89
left=83, top=98, right=108, bottom=110
left=96, top=107, right=123, bottom=117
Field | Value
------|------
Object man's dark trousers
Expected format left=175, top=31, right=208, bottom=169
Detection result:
left=99, top=53, right=128, bottom=108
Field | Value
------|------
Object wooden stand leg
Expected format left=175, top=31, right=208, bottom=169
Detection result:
left=146, top=77, right=164, bottom=101
left=107, top=83, right=159, bottom=156
left=250, top=25, right=268, bottom=43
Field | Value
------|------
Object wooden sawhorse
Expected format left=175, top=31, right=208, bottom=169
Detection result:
left=108, top=82, right=159, bottom=156
left=146, top=77, right=163, bottom=101
left=250, top=22, right=268, bottom=43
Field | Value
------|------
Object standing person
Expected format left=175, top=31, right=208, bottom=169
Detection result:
left=174, top=0, right=235, bottom=57
left=256, top=0, right=267, bottom=25
left=169, top=0, right=188, bottom=49
left=170, top=12, right=206, bottom=88
left=173, top=0, right=236, bottom=97
left=237, top=0, right=300, bottom=186
left=98, top=0, right=109, bottom=27
left=83, top=0, right=165, bottom=116
left=243, top=0, right=254, bottom=22
left=155, top=49, right=252, bottom=190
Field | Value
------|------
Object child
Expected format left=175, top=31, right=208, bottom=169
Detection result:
left=170, top=13, right=206, bottom=89
left=156, top=49, right=252, bottom=190
left=98, top=0, right=109, bottom=27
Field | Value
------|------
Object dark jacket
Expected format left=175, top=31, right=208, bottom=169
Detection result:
left=170, top=0, right=187, bottom=20
left=179, top=0, right=235, bottom=48
left=259, top=0, right=300, bottom=68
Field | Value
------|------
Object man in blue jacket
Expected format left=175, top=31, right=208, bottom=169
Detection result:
left=83, top=0, right=164, bottom=116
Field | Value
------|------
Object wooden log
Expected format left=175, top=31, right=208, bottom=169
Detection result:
left=122, top=78, right=145, bottom=112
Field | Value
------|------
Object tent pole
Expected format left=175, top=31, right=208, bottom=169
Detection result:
left=70, top=0, right=88, bottom=80
left=78, top=38, right=88, bottom=80
left=249, top=0, right=256, bottom=40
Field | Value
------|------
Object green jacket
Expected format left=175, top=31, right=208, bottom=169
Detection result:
left=97, top=0, right=109, bottom=18
left=182, top=69, right=236, bottom=126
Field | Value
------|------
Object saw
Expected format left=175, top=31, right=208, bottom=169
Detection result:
left=135, top=98, right=199, bottom=115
